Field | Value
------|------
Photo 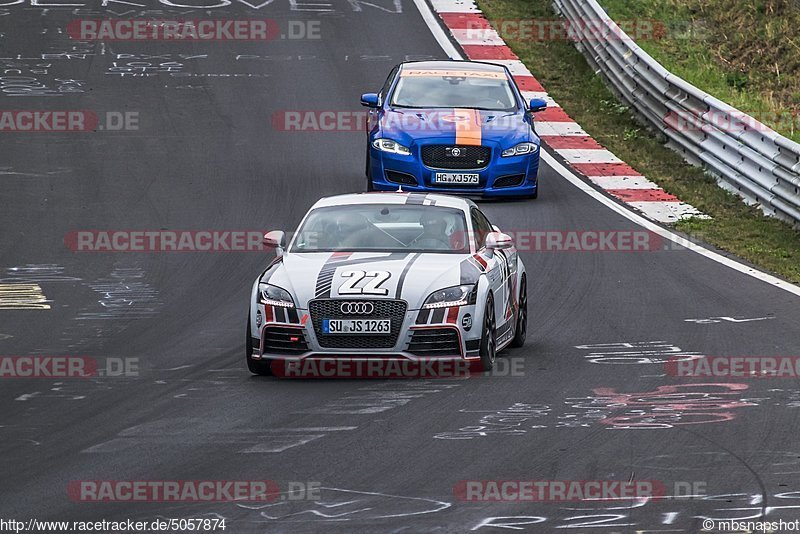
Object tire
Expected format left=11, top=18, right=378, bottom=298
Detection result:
left=479, top=294, right=497, bottom=371
left=245, top=313, right=272, bottom=376
left=510, top=276, right=527, bottom=348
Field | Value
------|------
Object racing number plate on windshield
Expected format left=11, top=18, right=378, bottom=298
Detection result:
left=323, top=319, right=391, bottom=335
left=434, top=173, right=479, bottom=184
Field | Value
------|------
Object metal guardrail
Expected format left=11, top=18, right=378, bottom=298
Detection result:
left=552, top=0, right=800, bottom=225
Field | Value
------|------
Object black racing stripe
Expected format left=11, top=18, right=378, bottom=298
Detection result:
left=496, top=248, right=514, bottom=315
left=314, top=270, right=337, bottom=298
left=315, top=252, right=410, bottom=299
left=314, top=253, right=352, bottom=298
left=275, top=306, right=287, bottom=323
left=431, top=308, right=445, bottom=324
left=459, top=257, right=481, bottom=285
left=405, top=193, right=427, bottom=205
left=287, top=307, right=299, bottom=324
left=416, top=308, right=431, bottom=325
left=395, top=253, right=421, bottom=298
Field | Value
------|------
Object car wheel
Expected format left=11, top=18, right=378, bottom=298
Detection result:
left=479, top=294, right=497, bottom=371
left=246, top=313, right=272, bottom=376
left=510, top=276, right=527, bottom=348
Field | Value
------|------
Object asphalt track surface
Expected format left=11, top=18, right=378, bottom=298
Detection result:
left=1, top=1, right=800, bottom=533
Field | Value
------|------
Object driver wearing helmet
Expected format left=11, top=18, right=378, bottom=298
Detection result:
left=411, top=210, right=452, bottom=250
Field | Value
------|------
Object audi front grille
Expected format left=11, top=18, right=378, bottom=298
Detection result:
left=407, top=328, right=461, bottom=357
left=261, top=326, right=309, bottom=355
left=308, top=299, right=408, bottom=349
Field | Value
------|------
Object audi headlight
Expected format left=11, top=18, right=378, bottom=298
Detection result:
left=501, top=142, right=538, bottom=157
left=259, top=284, right=295, bottom=308
left=423, top=284, right=474, bottom=309
left=372, top=138, right=412, bottom=156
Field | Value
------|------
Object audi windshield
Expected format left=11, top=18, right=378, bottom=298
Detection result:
left=290, top=205, right=470, bottom=253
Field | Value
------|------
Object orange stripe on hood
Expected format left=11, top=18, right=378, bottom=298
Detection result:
left=454, top=108, right=481, bottom=146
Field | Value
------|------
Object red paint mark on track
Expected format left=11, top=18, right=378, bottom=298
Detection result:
left=607, top=189, right=681, bottom=202
left=463, top=45, right=519, bottom=60
left=530, top=106, right=573, bottom=122
left=541, top=135, right=603, bottom=150
left=570, top=162, right=640, bottom=176
left=439, top=13, right=491, bottom=29
left=513, top=76, right=546, bottom=92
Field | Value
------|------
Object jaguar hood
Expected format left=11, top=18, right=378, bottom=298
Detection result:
left=377, top=108, right=533, bottom=148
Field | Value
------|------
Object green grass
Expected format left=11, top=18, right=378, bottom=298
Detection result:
left=599, top=0, right=800, bottom=143
left=475, top=0, right=800, bottom=283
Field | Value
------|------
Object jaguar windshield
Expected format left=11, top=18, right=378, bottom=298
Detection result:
left=391, top=71, right=517, bottom=111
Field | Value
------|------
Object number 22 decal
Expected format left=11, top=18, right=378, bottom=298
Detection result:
left=339, top=270, right=391, bottom=296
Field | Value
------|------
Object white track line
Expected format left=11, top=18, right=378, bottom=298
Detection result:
left=415, top=0, right=463, bottom=59
left=542, top=150, right=800, bottom=297
left=412, top=0, right=800, bottom=298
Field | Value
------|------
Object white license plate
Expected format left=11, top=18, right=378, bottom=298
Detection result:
left=434, top=173, right=479, bottom=184
left=323, top=319, right=391, bottom=335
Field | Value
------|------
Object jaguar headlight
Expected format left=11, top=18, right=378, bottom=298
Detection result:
left=501, top=142, right=538, bottom=157
left=372, top=138, right=412, bottom=156
left=423, top=284, right=474, bottom=309
left=259, top=284, right=295, bottom=308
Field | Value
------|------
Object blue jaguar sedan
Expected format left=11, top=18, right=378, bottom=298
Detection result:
left=361, top=60, right=547, bottom=198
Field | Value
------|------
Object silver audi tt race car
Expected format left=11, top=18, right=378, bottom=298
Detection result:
left=246, top=192, right=527, bottom=376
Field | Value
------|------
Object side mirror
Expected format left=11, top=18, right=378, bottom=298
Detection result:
left=360, top=93, right=379, bottom=108
left=485, top=231, right=513, bottom=254
left=529, top=97, right=547, bottom=113
left=263, top=230, right=286, bottom=257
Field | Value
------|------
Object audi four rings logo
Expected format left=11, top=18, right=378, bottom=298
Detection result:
left=340, top=302, right=374, bottom=314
